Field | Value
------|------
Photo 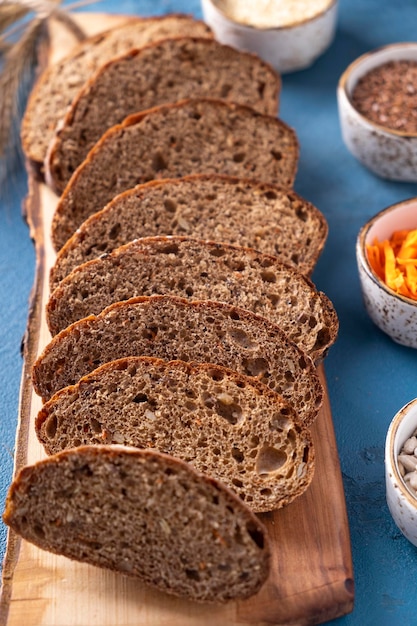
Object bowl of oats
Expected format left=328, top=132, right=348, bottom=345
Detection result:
left=201, top=0, right=338, bottom=73
left=386, top=397, right=417, bottom=547
left=338, top=42, right=417, bottom=181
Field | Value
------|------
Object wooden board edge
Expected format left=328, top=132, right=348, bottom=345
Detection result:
left=0, top=173, right=45, bottom=626
left=243, top=367, right=354, bottom=625
left=316, top=367, right=354, bottom=619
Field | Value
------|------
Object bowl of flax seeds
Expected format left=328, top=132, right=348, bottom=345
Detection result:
left=337, top=42, right=417, bottom=181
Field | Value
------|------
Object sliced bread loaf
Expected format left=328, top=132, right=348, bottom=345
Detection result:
left=46, top=236, right=338, bottom=361
left=32, top=295, right=323, bottom=426
left=49, top=98, right=299, bottom=251
left=35, top=357, right=315, bottom=513
left=47, top=37, right=281, bottom=193
left=3, top=445, right=270, bottom=601
left=21, top=14, right=213, bottom=168
left=50, top=174, right=327, bottom=289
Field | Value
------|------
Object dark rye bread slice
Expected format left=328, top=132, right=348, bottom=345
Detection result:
left=21, top=14, right=213, bottom=167
left=3, top=445, right=270, bottom=602
left=46, top=236, right=338, bottom=361
left=49, top=99, right=299, bottom=251
left=47, top=37, right=281, bottom=193
left=32, top=295, right=323, bottom=426
left=35, top=357, right=315, bottom=513
left=50, top=174, right=327, bottom=290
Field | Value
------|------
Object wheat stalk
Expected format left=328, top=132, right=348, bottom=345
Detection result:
left=0, top=18, right=45, bottom=156
left=0, top=4, right=29, bottom=33
left=0, top=0, right=96, bottom=193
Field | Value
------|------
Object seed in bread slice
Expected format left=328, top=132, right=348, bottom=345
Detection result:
left=21, top=14, right=214, bottom=168
left=45, top=236, right=338, bottom=361
left=3, top=445, right=270, bottom=602
left=35, top=357, right=315, bottom=513
left=50, top=174, right=327, bottom=290
left=49, top=98, right=299, bottom=251
left=33, top=295, right=323, bottom=426
left=47, top=36, right=281, bottom=193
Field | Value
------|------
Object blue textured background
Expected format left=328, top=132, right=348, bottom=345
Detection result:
left=1, top=1, right=417, bottom=624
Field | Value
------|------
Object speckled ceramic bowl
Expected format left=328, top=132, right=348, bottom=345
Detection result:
left=338, top=43, right=417, bottom=181
left=200, top=0, right=338, bottom=74
left=386, top=397, right=417, bottom=547
left=356, top=197, right=417, bottom=348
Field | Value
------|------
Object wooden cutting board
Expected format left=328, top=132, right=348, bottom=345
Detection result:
left=0, top=13, right=354, bottom=626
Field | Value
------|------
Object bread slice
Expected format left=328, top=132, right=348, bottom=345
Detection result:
left=50, top=174, right=327, bottom=290
left=46, top=236, right=338, bottom=361
left=47, top=37, right=281, bottom=193
left=3, top=445, right=270, bottom=602
left=21, top=14, right=213, bottom=168
left=33, top=295, right=323, bottom=426
left=35, top=357, right=315, bottom=513
left=49, top=98, right=299, bottom=251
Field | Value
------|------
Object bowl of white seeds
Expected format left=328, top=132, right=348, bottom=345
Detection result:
left=386, top=397, right=417, bottom=546
left=200, top=0, right=338, bottom=73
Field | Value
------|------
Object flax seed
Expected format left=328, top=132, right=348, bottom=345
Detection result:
left=351, top=60, right=417, bottom=134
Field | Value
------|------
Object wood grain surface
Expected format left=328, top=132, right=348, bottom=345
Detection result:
left=0, top=13, right=354, bottom=626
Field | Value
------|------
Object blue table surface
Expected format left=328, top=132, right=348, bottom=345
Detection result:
left=1, top=0, right=417, bottom=624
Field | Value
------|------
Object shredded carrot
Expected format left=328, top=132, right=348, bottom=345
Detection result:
left=366, top=228, right=417, bottom=301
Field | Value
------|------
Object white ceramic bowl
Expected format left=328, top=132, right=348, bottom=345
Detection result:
left=338, top=43, right=417, bottom=181
left=356, top=197, right=417, bottom=348
left=200, top=0, right=338, bottom=74
left=386, top=397, right=417, bottom=547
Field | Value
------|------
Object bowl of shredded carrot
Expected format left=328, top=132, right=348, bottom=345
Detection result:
left=357, top=197, right=417, bottom=348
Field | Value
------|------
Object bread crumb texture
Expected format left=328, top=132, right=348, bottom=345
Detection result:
left=33, top=295, right=323, bottom=426
left=50, top=99, right=298, bottom=250
left=35, top=357, right=315, bottom=513
left=50, top=174, right=327, bottom=288
left=46, top=237, right=338, bottom=361
left=21, top=15, right=214, bottom=164
left=47, top=37, right=280, bottom=192
left=3, top=446, right=270, bottom=602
